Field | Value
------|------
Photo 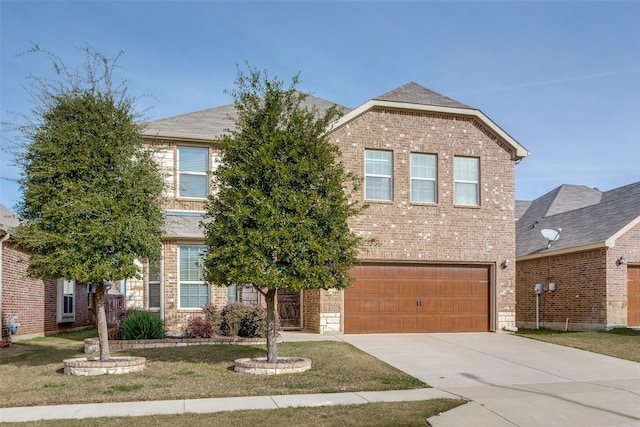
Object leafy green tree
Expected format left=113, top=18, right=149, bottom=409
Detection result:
left=12, top=46, right=164, bottom=361
left=202, top=66, right=363, bottom=362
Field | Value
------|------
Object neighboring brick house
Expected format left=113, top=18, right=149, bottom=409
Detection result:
left=141, top=82, right=529, bottom=335
left=0, top=205, right=94, bottom=341
left=516, top=182, right=640, bottom=331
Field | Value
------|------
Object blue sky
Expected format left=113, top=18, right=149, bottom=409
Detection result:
left=1, top=0, right=639, bottom=211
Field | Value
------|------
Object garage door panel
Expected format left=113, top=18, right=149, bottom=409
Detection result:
left=345, top=264, right=490, bottom=333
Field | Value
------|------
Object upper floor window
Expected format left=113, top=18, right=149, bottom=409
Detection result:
left=454, top=156, right=480, bottom=206
left=179, top=245, right=209, bottom=309
left=178, top=147, right=209, bottom=198
left=365, top=149, right=393, bottom=201
left=410, top=153, right=437, bottom=203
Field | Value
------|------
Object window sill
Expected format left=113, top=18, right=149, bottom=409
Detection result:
left=454, top=204, right=481, bottom=209
left=364, top=199, right=394, bottom=205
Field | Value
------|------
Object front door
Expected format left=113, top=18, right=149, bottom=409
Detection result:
left=277, top=289, right=301, bottom=329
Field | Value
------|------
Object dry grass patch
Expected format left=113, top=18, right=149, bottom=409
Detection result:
left=0, top=329, right=425, bottom=408
left=1, top=399, right=465, bottom=427
left=517, top=328, right=640, bottom=362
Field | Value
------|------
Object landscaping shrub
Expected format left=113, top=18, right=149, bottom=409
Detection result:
left=241, top=305, right=268, bottom=337
left=220, top=302, right=268, bottom=338
left=220, top=302, right=250, bottom=337
left=108, top=325, right=121, bottom=340
left=119, top=310, right=165, bottom=340
left=183, top=316, right=214, bottom=338
left=201, top=303, right=222, bottom=335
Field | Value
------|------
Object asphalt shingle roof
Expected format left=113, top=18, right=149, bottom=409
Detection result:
left=0, top=204, right=19, bottom=234
left=143, top=95, right=349, bottom=140
left=517, top=182, right=640, bottom=257
left=374, top=82, right=472, bottom=109
left=162, top=211, right=206, bottom=239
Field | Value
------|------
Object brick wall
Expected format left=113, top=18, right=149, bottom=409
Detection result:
left=302, top=289, right=320, bottom=333
left=1, top=243, right=93, bottom=341
left=329, top=108, right=517, bottom=331
left=606, top=222, right=640, bottom=326
left=516, top=223, right=640, bottom=331
left=161, top=239, right=229, bottom=335
left=516, top=249, right=608, bottom=330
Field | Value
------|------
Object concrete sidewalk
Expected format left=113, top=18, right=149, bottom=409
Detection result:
left=0, top=388, right=457, bottom=423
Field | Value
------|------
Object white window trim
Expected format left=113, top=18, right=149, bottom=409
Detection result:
left=410, top=153, right=437, bottom=204
left=454, top=156, right=480, bottom=206
left=177, top=245, right=209, bottom=310
left=177, top=146, right=209, bottom=199
left=365, top=149, right=393, bottom=201
left=57, top=278, right=76, bottom=323
left=148, top=258, right=162, bottom=310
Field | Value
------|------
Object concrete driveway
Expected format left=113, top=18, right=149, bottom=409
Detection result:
left=337, top=332, right=640, bottom=427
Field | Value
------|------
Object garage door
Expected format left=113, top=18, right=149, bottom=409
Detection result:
left=344, top=264, right=490, bottom=333
left=628, top=266, right=640, bottom=326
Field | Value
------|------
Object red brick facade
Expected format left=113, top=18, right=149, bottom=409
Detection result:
left=144, top=94, right=522, bottom=334
left=1, top=242, right=93, bottom=341
left=331, top=108, right=517, bottom=331
left=516, top=222, right=640, bottom=330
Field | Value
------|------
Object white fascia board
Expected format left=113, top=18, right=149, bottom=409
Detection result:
left=330, top=100, right=530, bottom=160
left=142, top=130, right=218, bottom=143
left=516, top=242, right=608, bottom=261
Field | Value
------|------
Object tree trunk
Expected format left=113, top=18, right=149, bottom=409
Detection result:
left=265, top=288, right=278, bottom=363
left=96, top=283, right=111, bottom=361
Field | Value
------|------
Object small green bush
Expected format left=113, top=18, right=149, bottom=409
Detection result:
left=119, top=310, right=165, bottom=340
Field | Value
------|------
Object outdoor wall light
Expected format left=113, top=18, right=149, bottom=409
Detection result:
left=617, top=256, right=627, bottom=266
left=501, top=259, right=510, bottom=269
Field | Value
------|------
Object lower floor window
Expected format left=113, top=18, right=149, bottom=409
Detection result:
left=179, top=245, right=209, bottom=308
left=57, top=278, right=75, bottom=323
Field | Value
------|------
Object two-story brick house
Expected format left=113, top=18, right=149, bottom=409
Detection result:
left=140, top=82, right=529, bottom=335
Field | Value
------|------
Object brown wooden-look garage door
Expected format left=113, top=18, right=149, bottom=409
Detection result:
left=628, top=266, right=640, bottom=326
left=344, top=264, right=490, bottom=333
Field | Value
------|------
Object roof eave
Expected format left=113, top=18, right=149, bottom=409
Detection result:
left=142, top=130, right=220, bottom=144
left=516, top=242, right=609, bottom=261
left=330, top=100, right=530, bottom=161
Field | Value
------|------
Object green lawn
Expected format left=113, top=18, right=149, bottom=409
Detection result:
left=516, top=327, right=640, bottom=362
left=0, top=329, right=425, bottom=408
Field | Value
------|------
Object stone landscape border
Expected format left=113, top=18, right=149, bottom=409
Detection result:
left=84, top=336, right=279, bottom=353
left=63, top=356, right=146, bottom=376
left=234, top=357, right=312, bottom=375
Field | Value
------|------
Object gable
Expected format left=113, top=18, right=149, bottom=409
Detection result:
left=331, top=83, right=529, bottom=161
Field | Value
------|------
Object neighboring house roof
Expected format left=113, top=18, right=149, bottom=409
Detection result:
left=0, top=204, right=19, bottom=235
left=517, top=182, right=640, bottom=259
left=142, top=95, right=348, bottom=142
left=331, top=82, right=530, bottom=161
left=515, top=200, right=532, bottom=221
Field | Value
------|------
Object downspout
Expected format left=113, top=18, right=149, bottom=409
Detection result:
left=0, top=231, right=10, bottom=342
